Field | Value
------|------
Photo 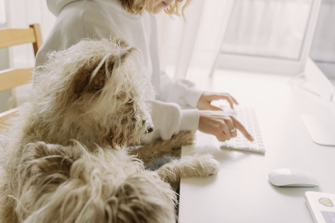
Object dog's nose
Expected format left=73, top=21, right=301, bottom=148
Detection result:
left=146, top=126, right=153, bottom=134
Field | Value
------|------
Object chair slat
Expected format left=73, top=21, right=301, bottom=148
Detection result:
left=0, top=108, right=18, bottom=132
left=0, top=28, right=37, bottom=49
left=0, top=68, right=33, bottom=92
left=30, top=24, right=43, bottom=56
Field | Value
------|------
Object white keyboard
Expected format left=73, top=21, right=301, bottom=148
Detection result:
left=219, top=106, right=265, bottom=154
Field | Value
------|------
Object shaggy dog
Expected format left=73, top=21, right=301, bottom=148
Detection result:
left=0, top=38, right=219, bottom=222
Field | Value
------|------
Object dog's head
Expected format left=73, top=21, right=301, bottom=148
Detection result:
left=34, top=38, right=155, bottom=147
left=16, top=142, right=176, bottom=223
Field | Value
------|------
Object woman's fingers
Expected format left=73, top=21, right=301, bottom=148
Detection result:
left=220, top=123, right=231, bottom=141
left=225, top=94, right=238, bottom=109
left=198, top=111, right=253, bottom=143
left=231, top=116, right=254, bottom=141
left=209, top=93, right=239, bottom=109
left=229, top=116, right=238, bottom=138
left=216, top=130, right=227, bottom=142
left=229, top=94, right=239, bottom=105
left=197, top=92, right=239, bottom=111
left=219, top=116, right=235, bottom=140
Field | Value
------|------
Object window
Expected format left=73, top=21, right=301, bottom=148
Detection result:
left=218, top=0, right=319, bottom=75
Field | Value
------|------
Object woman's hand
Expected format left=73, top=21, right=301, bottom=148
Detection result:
left=198, top=110, right=254, bottom=142
left=197, top=92, right=239, bottom=110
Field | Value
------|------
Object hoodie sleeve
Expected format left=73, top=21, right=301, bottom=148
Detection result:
left=141, top=71, right=204, bottom=143
left=159, top=71, right=204, bottom=108
left=141, top=100, right=199, bottom=144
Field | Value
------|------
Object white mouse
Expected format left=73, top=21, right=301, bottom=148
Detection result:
left=268, top=168, right=320, bottom=187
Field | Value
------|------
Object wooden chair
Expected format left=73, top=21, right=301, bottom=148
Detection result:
left=0, top=24, right=42, bottom=132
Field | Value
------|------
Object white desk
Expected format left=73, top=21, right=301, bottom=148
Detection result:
left=178, top=69, right=335, bottom=223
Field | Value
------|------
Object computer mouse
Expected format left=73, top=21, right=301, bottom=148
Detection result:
left=268, top=168, right=320, bottom=187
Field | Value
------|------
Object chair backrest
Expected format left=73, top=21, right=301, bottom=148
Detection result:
left=0, top=24, right=42, bottom=131
left=0, top=24, right=42, bottom=92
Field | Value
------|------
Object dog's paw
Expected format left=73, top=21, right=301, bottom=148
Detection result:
left=174, top=154, right=220, bottom=179
left=194, top=154, right=220, bottom=177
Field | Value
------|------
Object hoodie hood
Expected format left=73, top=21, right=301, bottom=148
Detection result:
left=47, top=0, right=123, bottom=17
left=47, top=0, right=78, bottom=16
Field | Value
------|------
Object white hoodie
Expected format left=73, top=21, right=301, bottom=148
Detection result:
left=36, top=0, right=203, bottom=142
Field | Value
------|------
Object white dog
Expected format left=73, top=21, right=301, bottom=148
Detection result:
left=0, top=38, right=219, bottom=222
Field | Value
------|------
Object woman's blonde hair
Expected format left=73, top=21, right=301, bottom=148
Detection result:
left=120, top=0, right=192, bottom=19
left=164, top=0, right=191, bottom=19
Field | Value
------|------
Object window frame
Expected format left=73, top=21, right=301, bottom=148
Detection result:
left=217, top=0, right=322, bottom=75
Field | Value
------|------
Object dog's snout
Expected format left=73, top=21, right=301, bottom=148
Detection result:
left=142, top=120, right=153, bottom=133
left=146, top=126, right=153, bottom=134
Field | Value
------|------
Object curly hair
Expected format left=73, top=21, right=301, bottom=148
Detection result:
left=120, top=0, right=192, bottom=18
left=120, top=0, right=146, bottom=15
left=164, top=0, right=191, bottom=18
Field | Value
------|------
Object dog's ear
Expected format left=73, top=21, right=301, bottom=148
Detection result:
left=74, top=47, right=135, bottom=98
left=87, top=63, right=110, bottom=92
left=105, top=172, right=176, bottom=223
left=73, top=61, right=110, bottom=98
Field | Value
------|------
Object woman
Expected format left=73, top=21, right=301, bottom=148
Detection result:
left=35, top=0, right=253, bottom=143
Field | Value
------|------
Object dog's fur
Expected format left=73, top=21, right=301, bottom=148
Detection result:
left=3, top=141, right=176, bottom=223
left=0, top=38, right=219, bottom=222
